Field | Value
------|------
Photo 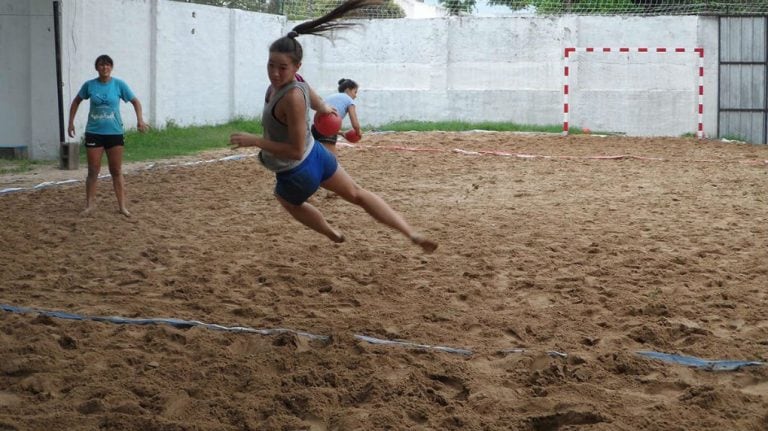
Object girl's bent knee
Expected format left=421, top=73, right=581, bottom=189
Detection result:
left=340, top=185, right=365, bottom=203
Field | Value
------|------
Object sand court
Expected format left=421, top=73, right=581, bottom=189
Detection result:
left=2, top=131, right=768, bottom=430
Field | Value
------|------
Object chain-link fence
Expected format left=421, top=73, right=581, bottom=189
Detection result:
left=173, top=0, right=405, bottom=19
left=173, top=0, right=768, bottom=18
left=498, top=0, right=768, bottom=16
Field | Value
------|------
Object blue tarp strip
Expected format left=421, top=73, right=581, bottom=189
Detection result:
left=354, top=334, right=473, bottom=356
left=0, top=304, right=328, bottom=341
left=3, top=304, right=764, bottom=368
left=636, top=350, right=764, bottom=371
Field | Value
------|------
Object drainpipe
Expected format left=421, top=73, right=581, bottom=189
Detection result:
left=53, top=0, right=64, bottom=146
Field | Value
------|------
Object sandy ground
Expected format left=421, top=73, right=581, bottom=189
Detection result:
left=1, top=131, right=768, bottom=430
left=0, top=149, right=236, bottom=192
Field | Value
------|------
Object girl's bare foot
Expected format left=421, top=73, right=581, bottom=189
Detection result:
left=330, top=230, right=345, bottom=243
left=410, top=234, right=437, bottom=253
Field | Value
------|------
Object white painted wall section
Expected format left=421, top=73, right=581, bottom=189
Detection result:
left=0, top=0, right=58, bottom=159
left=303, top=15, right=715, bottom=136
left=4, top=0, right=725, bottom=161
left=0, top=1, right=32, bottom=151
left=154, top=1, right=232, bottom=126
left=61, top=0, right=152, bottom=143
left=564, top=15, right=713, bottom=135
left=232, top=11, right=283, bottom=118
left=29, top=0, right=60, bottom=159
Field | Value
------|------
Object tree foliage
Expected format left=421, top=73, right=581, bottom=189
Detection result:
left=485, top=0, right=768, bottom=15
left=179, top=0, right=280, bottom=13
left=438, top=0, right=478, bottom=15
left=171, top=0, right=405, bottom=18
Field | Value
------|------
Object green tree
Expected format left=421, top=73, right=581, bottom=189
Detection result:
left=284, top=0, right=405, bottom=19
left=486, top=0, right=768, bottom=14
left=173, top=0, right=405, bottom=17
left=485, top=0, right=639, bottom=14
left=439, top=0, right=477, bottom=15
left=179, top=0, right=280, bottom=13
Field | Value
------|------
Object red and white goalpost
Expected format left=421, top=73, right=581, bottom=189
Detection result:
left=562, top=47, right=705, bottom=138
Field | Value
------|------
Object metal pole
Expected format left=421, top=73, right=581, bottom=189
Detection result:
left=53, top=0, right=64, bottom=145
left=716, top=16, right=721, bottom=140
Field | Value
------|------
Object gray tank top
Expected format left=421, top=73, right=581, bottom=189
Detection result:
left=259, top=81, right=315, bottom=172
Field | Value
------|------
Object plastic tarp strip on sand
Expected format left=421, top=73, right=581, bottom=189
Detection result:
left=636, top=350, right=764, bottom=371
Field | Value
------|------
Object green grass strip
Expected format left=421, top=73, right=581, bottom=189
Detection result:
left=114, top=117, right=263, bottom=163
left=2, top=120, right=586, bottom=175
left=0, top=159, right=41, bottom=175
left=374, top=121, right=565, bottom=134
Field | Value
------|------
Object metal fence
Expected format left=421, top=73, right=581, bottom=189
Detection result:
left=173, top=0, right=768, bottom=19
left=172, top=0, right=406, bottom=19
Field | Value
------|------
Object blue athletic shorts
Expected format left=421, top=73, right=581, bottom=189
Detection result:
left=275, top=142, right=338, bottom=205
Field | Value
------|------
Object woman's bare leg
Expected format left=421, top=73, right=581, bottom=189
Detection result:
left=321, top=166, right=437, bottom=252
left=276, top=195, right=345, bottom=243
left=320, top=143, right=339, bottom=199
left=83, top=147, right=104, bottom=214
left=105, top=145, right=130, bottom=217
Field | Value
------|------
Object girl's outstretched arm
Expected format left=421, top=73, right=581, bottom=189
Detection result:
left=347, top=105, right=361, bottom=136
left=67, top=96, right=83, bottom=138
left=308, top=85, right=335, bottom=114
left=230, top=88, right=308, bottom=160
left=130, top=98, right=150, bottom=132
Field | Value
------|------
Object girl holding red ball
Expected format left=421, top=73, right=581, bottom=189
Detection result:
left=313, top=78, right=362, bottom=153
left=229, top=0, right=436, bottom=253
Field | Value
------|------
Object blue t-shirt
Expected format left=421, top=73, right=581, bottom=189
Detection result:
left=324, top=93, right=355, bottom=119
left=77, top=78, right=136, bottom=135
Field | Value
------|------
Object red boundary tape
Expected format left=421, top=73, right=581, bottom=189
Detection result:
left=339, top=142, right=768, bottom=166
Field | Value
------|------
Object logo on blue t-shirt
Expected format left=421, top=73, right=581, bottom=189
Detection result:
left=78, top=78, right=136, bottom=135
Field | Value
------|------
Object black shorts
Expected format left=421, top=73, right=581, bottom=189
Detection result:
left=84, top=133, right=125, bottom=149
left=311, top=125, right=338, bottom=145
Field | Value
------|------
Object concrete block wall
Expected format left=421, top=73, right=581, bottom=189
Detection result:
left=1, top=0, right=720, bottom=160
left=0, top=0, right=59, bottom=160
left=60, top=0, right=281, bottom=133
left=301, top=15, right=718, bottom=136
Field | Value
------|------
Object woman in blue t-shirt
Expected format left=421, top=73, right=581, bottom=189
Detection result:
left=311, top=78, right=362, bottom=155
left=67, top=54, right=149, bottom=217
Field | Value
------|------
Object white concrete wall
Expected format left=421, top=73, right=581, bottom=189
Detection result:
left=154, top=1, right=232, bottom=126
left=60, top=0, right=153, bottom=138
left=60, top=0, right=280, bottom=134
left=564, top=15, right=717, bottom=136
left=232, top=10, right=284, bottom=119
left=0, top=0, right=59, bottom=160
left=0, top=1, right=31, bottom=151
left=302, top=15, right=718, bottom=136
left=4, top=0, right=724, bottom=160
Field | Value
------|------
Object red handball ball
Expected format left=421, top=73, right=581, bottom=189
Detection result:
left=343, top=129, right=361, bottom=143
left=314, top=112, right=342, bottom=136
